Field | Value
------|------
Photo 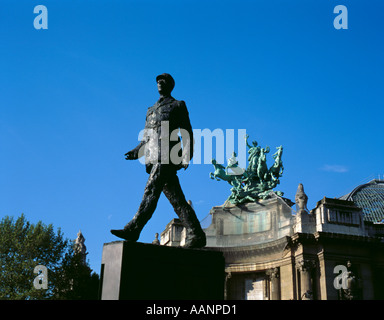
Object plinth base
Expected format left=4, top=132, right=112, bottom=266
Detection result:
left=99, top=241, right=225, bottom=300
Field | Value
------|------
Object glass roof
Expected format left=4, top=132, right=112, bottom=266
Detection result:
left=342, top=180, right=384, bottom=222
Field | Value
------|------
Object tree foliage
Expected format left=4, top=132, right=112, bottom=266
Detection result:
left=0, top=214, right=99, bottom=300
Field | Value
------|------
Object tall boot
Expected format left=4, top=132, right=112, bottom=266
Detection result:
left=177, top=202, right=206, bottom=249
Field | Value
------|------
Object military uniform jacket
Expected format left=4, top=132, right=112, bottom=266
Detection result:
left=133, top=95, right=194, bottom=171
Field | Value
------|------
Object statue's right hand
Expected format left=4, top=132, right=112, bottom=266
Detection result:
left=125, top=150, right=137, bottom=160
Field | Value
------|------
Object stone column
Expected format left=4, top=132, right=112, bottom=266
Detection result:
left=266, top=267, right=280, bottom=300
left=296, top=259, right=316, bottom=300
left=224, top=272, right=232, bottom=300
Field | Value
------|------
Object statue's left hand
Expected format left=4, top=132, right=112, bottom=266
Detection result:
left=125, top=150, right=138, bottom=160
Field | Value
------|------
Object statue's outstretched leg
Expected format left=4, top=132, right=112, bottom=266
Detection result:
left=162, top=173, right=206, bottom=249
left=111, top=163, right=166, bottom=241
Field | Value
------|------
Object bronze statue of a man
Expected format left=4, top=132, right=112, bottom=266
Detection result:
left=111, top=73, right=206, bottom=248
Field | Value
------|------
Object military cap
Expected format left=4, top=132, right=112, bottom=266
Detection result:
left=156, top=73, right=175, bottom=91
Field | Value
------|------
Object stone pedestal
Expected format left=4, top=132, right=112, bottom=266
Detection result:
left=99, top=241, right=225, bottom=300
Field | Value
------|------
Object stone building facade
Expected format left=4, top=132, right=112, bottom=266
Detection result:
left=160, top=183, right=384, bottom=300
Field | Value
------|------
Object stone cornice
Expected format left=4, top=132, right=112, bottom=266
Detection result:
left=287, top=231, right=384, bottom=247
left=206, top=236, right=290, bottom=263
left=313, top=231, right=384, bottom=245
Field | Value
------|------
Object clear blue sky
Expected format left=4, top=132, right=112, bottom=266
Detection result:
left=1, top=0, right=383, bottom=273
